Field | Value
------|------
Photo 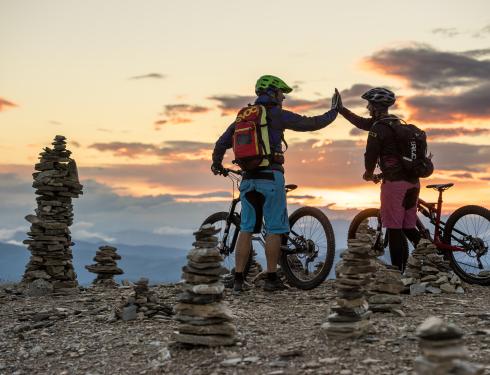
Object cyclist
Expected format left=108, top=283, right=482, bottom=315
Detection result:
left=335, top=87, right=420, bottom=272
left=211, top=75, right=340, bottom=293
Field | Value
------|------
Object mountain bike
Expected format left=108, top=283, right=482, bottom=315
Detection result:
left=203, top=168, right=335, bottom=290
left=348, top=174, right=490, bottom=285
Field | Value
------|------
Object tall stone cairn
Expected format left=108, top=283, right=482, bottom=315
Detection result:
left=173, top=224, right=236, bottom=347
left=414, top=316, right=483, bottom=375
left=85, top=245, right=123, bottom=286
left=355, top=221, right=404, bottom=313
left=22, top=135, right=83, bottom=294
left=321, top=234, right=376, bottom=339
left=402, top=239, right=464, bottom=295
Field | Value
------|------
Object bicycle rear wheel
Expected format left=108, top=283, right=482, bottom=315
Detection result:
left=201, top=212, right=252, bottom=287
left=280, top=207, right=335, bottom=290
left=443, top=205, right=490, bottom=285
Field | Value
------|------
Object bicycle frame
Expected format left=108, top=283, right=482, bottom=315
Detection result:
left=416, top=191, right=466, bottom=253
left=218, top=171, right=315, bottom=260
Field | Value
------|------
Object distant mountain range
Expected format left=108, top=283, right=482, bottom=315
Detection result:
left=0, top=219, right=354, bottom=285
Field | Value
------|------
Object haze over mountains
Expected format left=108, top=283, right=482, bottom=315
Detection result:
left=0, top=218, right=353, bottom=285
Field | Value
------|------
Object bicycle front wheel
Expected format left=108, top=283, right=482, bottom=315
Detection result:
left=201, top=212, right=252, bottom=286
left=280, top=207, right=335, bottom=290
left=443, top=205, right=490, bottom=285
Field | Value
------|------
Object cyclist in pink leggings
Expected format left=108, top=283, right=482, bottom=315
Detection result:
left=335, top=87, right=420, bottom=272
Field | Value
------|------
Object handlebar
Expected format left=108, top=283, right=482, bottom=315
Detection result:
left=221, top=168, right=242, bottom=177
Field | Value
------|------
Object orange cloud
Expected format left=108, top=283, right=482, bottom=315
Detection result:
left=0, top=98, right=17, bottom=112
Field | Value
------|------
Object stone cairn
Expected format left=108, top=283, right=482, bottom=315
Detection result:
left=22, top=135, right=83, bottom=295
left=356, top=221, right=404, bottom=313
left=414, top=316, right=483, bottom=375
left=85, top=245, right=123, bottom=286
left=321, top=234, right=376, bottom=338
left=117, top=278, right=172, bottom=320
left=402, top=239, right=464, bottom=295
left=173, top=224, right=236, bottom=347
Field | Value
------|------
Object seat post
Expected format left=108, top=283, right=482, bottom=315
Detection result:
left=434, top=189, right=444, bottom=241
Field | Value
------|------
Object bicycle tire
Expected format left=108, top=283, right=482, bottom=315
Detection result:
left=348, top=208, right=408, bottom=266
left=201, top=212, right=253, bottom=283
left=443, top=205, right=490, bottom=286
left=280, top=206, right=335, bottom=290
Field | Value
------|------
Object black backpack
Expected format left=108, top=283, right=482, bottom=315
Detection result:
left=379, top=118, right=434, bottom=178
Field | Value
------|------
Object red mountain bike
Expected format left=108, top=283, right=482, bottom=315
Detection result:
left=203, top=168, right=335, bottom=290
left=348, top=174, right=490, bottom=285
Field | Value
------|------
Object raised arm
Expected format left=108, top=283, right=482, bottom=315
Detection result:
left=275, top=108, right=338, bottom=132
left=339, top=107, right=374, bottom=131
left=364, top=126, right=381, bottom=176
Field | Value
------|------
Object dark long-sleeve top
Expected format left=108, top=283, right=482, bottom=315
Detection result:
left=340, top=107, right=414, bottom=182
left=212, top=95, right=338, bottom=172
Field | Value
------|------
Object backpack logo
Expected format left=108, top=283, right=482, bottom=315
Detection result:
left=232, top=105, right=271, bottom=171
left=385, top=120, right=434, bottom=179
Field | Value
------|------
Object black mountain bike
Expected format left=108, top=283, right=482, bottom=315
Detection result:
left=203, top=168, right=335, bottom=290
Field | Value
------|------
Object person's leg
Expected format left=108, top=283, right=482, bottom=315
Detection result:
left=235, top=232, right=252, bottom=273
left=258, top=171, right=289, bottom=291
left=264, top=233, right=281, bottom=273
left=402, top=183, right=421, bottom=247
left=388, top=228, right=407, bottom=271
left=403, top=228, right=420, bottom=247
left=234, top=181, right=262, bottom=293
left=380, top=181, right=406, bottom=271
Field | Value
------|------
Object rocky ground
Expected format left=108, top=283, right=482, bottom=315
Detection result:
left=0, top=281, right=489, bottom=375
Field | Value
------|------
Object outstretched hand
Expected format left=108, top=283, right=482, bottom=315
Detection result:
left=334, top=88, right=343, bottom=111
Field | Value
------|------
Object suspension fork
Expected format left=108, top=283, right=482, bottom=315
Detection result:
left=222, top=197, right=241, bottom=254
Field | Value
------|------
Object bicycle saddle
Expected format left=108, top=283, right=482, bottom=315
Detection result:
left=426, top=183, right=454, bottom=191
left=285, top=184, right=297, bottom=191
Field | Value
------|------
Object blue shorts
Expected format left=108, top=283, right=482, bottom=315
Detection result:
left=239, top=170, right=289, bottom=234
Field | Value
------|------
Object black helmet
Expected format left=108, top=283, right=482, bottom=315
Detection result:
left=361, top=87, right=396, bottom=107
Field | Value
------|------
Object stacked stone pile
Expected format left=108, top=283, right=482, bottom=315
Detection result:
left=22, top=135, right=83, bottom=294
left=354, top=221, right=404, bottom=312
left=85, top=246, right=123, bottom=286
left=173, top=224, right=236, bottom=347
left=321, top=238, right=376, bottom=338
left=402, top=239, right=465, bottom=295
left=414, top=316, right=483, bottom=375
left=117, top=278, right=172, bottom=320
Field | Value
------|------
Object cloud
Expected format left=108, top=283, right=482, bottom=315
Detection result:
left=71, top=221, right=116, bottom=242
left=450, top=172, right=473, bottom=179
left=154, top=119, right=168, bottom=130
left=0, top=98, right=17, bottom=112
left=208, top=95, right=254, bottom=116
left=155, top=104, right=211, bottom=127
left=405, top=83, right=490, bottom=122
left=364, top=44, right=490, bottom=90
left=129, top=73, right=165, bottom=80
left=163, top=104, right=209, bottom=116
left=349, top=128, right=365, bottom=137
left=153, top=226, right=194, bottom=236
left=88, top=140, right=213, bottom=160
left=473, top=24, right=490, bottom=38
left=364, top=44, right=490, bottom=123
left=432, top=27, right=460, bottom=38
left=425, top=127, right=490, bottom=140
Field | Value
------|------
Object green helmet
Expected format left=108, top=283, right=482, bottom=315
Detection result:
left=255, top=75, right=293, bottom=95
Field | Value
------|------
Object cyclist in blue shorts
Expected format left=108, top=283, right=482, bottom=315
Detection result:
left=211, top=75, right=340, bottom=293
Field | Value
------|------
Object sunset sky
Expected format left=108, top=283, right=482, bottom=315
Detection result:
left=1, top=0, right=490, bottom=243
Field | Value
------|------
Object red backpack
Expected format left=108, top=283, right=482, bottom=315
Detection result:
left=232, top=104, right=272, bottom=171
